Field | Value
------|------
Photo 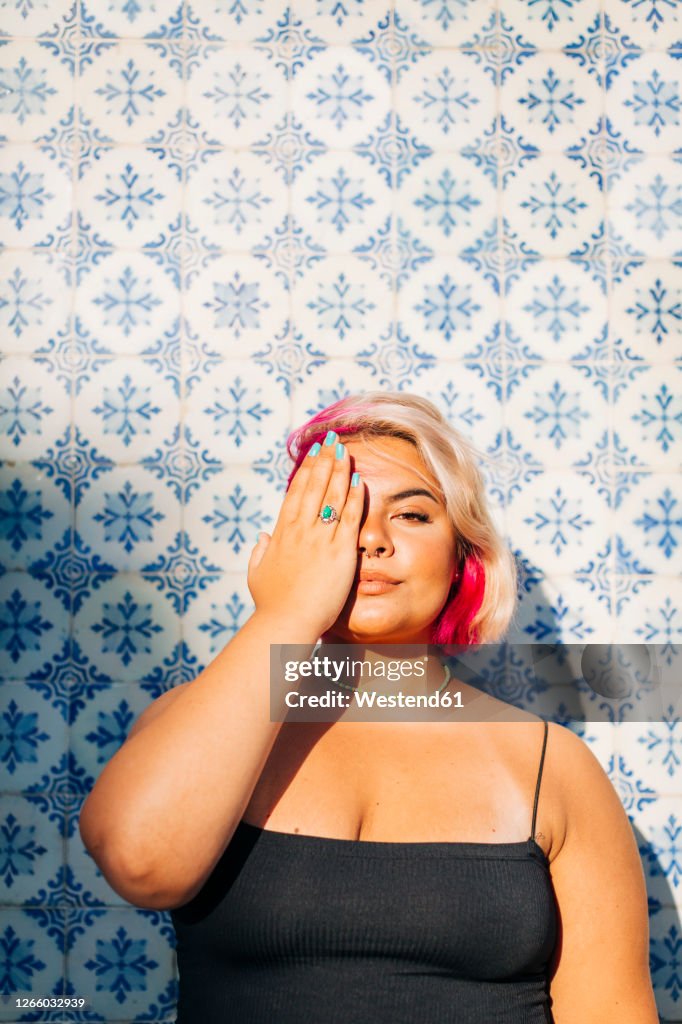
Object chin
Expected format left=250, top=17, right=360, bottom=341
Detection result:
left=344, top=617, right=422, bottom=641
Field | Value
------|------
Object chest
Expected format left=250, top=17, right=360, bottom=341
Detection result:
left=242, top=721, right=552, bottom=848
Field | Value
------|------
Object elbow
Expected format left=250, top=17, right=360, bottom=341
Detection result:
left=82, top=837, right=191, bottom=910
left=78, top=805, right=189, bottom=910
left=76, top=802, right=175, bottom=909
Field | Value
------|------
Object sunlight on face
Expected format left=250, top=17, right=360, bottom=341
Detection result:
left=323, top=435, right=459, bottom=645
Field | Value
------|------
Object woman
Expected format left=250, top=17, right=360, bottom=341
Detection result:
left=79, top=392, right=658, bottom=1023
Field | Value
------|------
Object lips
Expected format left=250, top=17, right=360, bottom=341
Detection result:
left=357, top=572, right=400, bottom=583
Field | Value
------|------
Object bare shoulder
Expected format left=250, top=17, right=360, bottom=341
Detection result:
left=126, top=683, right=190, bottom=741
left=493, top=718, right=616, bottom=862
left=546, top=721, right=615, bottom=805
left=544, top=722, right=634, bottom=862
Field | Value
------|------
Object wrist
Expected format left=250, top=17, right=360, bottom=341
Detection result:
left=248, top=608, right=324, bottom=646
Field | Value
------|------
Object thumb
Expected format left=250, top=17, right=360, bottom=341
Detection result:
left=249, top=531, right=270, bottom=571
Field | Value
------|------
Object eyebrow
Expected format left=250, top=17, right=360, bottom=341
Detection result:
left=385, top=488, right=440, bottom=504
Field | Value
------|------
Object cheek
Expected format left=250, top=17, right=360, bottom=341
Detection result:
left=407, top=540, right=456, bottom=585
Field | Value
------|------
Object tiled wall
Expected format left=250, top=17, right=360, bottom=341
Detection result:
left=0, top=1, right=680, bottom=1021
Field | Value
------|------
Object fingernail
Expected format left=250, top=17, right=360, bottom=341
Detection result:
left=351, top=472, right=360, bottom=486
left=324, top=430, right=337, bottom=445
left=308, top=442, right=321, bottom=457
left=336, top=442, right=345, bottom=459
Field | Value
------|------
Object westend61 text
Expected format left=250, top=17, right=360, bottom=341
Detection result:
left=284, top=690, right=464, bottom=709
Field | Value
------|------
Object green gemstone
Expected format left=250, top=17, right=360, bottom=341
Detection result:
left=321, top=505, right=333, bottom=519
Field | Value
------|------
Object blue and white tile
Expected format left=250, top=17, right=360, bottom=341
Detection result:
left=0, top=143, right=71, bottom=246
left=613, top=473, right=682, bottom=576
left=183, top=465, right=281, bottom=573
left=67, top=908, right=176, bottom=1018
left=75, top=251, right=179, bottom=357
left=505, top=363, right=609, bottom=469
left=603, top=0, right=682, bottom=50
left=608, top=156, right=682, bottom=259
left=184, top=252, right=288, bottom=357
left=648, top=907, right=682, bottom=1020
left=77, top=146, right=181, bottom=248
left=505, top=258, right=608, bottom=362
left=290, top=1, right=394, bottom=46
left=69, top=681, right=154, bottom=786
left=0, top=680, right=69, bottom=784
left=396, top=49, right=495, bottom=150
left=185, top=44, right=287, bottom=148
left=498, top=0, right=598, bottom=48
left=183, top=359, right=290, bottom=465
left=612, top=574, right=680, bottom=648
left=398, top=152, right=496, bottom=255
left=610, top=261, right=682, bottom=365
left=290, top=45, right=391, bottom=148
left=72, top=358, right=180, bottom=463
left=291, top=150, right=388, bottom=254
left=503, top=154, right=604, bottom=258
left=77, top=0, right=175, bottom=39
left=191, top=0, right=289, bottom=44
left=292, top=253, right=392, bottom=358
left=0, top=0, right=72, bottom=37
left=636, top=795, right=682, bottom=907
left=185, top=150, right=288, bottom=252
left=77, top=42, right=183, bottom=146
left=397, top=256, right=500, bottom=358
left=610, top=364, right=682, bottom=471
left=182, top=572, right=254, bottom=671
left=0, top=571, right=67, bottom=681
left=0, top=356, right=70, bottom=460
left=0, top=793, right=65, bottom=905
left=0, top=250, right=72, bottom=356
left=72, top=574, right=180, bottom=683
left=0, top=908, right=66, bottom=1013
left=0, top=461, right=71, bottom=572
left=506, top=471, right=611, bottom=577
left=500, top=52, right=602, bottom=152
left=616, top=720, right=682, bottom=798
left=506, top=573, right=612, bottom=644
left=606, top=52, right=682, bottom=156
left=0, top=39, right=73, bottom=143
left=395, top=0, right=496, bottom=46
left=75, top=464, right=181, bottom=573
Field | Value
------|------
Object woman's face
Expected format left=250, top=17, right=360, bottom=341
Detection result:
left=321, top=435, right=459, bottom=645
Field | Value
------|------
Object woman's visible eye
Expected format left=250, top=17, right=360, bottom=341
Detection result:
left=397, top=512, right=430, bottom=522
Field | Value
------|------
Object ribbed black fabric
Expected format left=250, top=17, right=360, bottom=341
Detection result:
left=172, top=720, right=556, bottom=1023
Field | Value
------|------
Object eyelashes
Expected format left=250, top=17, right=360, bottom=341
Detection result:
left=397, top=513, right=430, bottom=522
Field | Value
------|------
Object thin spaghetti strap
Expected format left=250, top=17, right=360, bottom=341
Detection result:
left=530, top=720, right=549, bottom=841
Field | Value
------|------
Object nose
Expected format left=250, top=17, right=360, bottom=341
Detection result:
left=358, top=512, right=394, bottom=559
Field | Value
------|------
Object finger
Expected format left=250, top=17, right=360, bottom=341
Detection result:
left=300, top=439, right=349, bottom=527
left=332, top=473, right=365, bottom=546
left=248, top=532, right=269, bottom=573
left=276, top=437, right=336, bottom=527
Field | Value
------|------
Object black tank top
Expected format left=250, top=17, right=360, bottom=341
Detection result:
left=171, top=719, right=556, bottom=1023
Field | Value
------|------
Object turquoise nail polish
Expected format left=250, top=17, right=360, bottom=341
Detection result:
left=308, top=442, right=321, bottom=457
left=351, top=472, right=360, bottom=486
left=336, top=442, right=345, bottom=459
left=324, top=430, right=337, bottom=445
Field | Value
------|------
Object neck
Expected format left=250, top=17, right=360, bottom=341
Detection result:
left=314, top=637, right=447, bottom=696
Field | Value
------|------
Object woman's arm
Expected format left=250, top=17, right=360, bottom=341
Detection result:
left=547, top=724, right=659, bottom=1023
left=78, top=609, right=320, bottom=910
left=78, top=436, right=365, bottom=911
